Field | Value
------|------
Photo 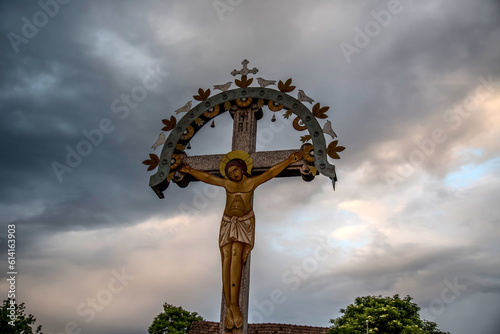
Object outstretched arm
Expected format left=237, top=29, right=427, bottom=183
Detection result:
left=252, top=151, right=304, bottom=188
left=178, top=164, right=226, bottom=187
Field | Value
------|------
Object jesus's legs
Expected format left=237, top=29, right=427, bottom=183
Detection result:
left=221, top=243, right=234, bottom=329
left=229, top=241, right=244, bottom=328
left=221, top=241, right=246, bottom=329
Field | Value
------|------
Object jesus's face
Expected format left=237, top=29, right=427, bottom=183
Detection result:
left=227, top=166, right=243, bottom=182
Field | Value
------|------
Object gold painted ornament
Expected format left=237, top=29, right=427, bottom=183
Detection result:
left=268, top=100, right=284, bottom=112
left=235, top=75, right=253, bottom=88
left=170, top=153, right=183, bottom=169
left=312, top=103, right=329, bottom=119
left=161, top=115, right=177, bottom=131
left=300, top=135, right=312, bottom=143
left=180, top=125, right=195, bottom=140
left=327, top=140, right=346, bottom=159
left=204, top=105, right=220, bottom=118
left=278, top=78, right=296, bottom=93
left=303, top=144, right=315, bottom=162
left=236, top=98, right=253, bottom=107
left=293, top=117, right=307, bottom=131
left=142, top=153, right=160, bottom=171
left=193, top=88, right=211, bottom=101
left=167, top=172, right=175, bottom=182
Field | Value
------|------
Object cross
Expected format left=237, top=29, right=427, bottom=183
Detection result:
left=174, top=102, right=313, bottom=334
left=147, top=60, right=339, bottom=334
left=231, top=59, right=259, bottom=77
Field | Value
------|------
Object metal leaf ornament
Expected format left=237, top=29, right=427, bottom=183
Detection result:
left=143, top=153, right=160, bottom=171
left=278, top=78, right=296, bottom=93
left=235, top=75, right=253, bottom=88
left=312, top=103, right=329, bottom=119
left=161, top=115, right=177, bottom=131
left=300, top=135, right=312, bottom=143
left=167, top=172, right=175, bottom=182
left=327, top=140, right=346, bottom=159
left=193, top=88, right=211, bottom=101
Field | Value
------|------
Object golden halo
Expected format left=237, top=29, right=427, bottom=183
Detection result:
left=219, top=150, right=253, bottom=178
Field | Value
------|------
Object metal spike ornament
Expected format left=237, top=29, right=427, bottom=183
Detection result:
left=211, top=120, right=215, bottom=128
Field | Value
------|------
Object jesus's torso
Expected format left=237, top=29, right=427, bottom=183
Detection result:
left=223, top=178, right=254, bottom=217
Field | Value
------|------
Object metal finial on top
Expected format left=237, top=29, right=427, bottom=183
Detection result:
left=231, top=59, right=258, bottom=77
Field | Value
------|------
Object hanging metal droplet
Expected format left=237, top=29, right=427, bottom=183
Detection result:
left=210, top=120, right=215, bottom=128
left=271, top=114, right=276, bottom=122
left=186, top=142, right=191, bottom=149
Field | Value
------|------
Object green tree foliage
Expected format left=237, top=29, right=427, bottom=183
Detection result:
left=329, top=294, right=449, bottom=334
left=1, top=299, right=43, bottom=334
left=148, top=303, right=204, bottom=334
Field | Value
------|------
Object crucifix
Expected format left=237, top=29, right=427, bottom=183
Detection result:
left=144, top=60, right=344, bottom=334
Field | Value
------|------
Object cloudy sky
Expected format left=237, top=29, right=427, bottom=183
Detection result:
left=1, top=0, right=500, bottom=333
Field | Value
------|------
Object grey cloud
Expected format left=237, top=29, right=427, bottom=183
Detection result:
left=1, top=0, right=499, bottom=333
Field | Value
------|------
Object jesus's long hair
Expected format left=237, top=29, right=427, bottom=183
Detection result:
left=225, top=159, right=252, bottom=178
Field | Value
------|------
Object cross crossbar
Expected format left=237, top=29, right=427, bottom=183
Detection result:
left=183, top=150, right=306, bottom=179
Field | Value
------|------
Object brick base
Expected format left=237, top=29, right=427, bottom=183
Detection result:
left=190, top=321, right=330, bottom=334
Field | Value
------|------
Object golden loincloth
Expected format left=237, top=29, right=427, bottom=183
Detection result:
left=220, top=211, right=255, bottom=261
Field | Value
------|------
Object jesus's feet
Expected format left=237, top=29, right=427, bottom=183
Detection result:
left=230, top=304, right=243, bottom=329
left=225, top=306, right=234, bottom=329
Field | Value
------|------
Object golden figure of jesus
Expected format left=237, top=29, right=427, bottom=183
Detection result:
left=179, top=150, right=304, bottom=330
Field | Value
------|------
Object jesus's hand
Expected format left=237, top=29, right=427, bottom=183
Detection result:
left=178, top=164, right=191, bottom=173
left=289, top=151, right=304, bottom=162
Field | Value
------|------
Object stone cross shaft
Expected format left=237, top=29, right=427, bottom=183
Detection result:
left=182, top=105, right=306, bottom=334
left=183, top=107, right=306, bottom=180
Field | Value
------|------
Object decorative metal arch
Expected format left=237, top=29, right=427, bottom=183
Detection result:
left=149, top=86, right=339, bottom=198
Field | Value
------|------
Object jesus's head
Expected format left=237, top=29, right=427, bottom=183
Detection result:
left=225, top=159, right=250, bottom=181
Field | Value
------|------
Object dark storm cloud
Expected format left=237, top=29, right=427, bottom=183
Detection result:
left=324, top=0, right=500, bottom=183
left=1, top=1, right=499, bottom=333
